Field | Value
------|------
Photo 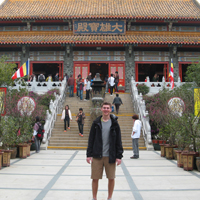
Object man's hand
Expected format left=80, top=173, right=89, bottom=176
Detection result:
left=86, top=157, right=92, bottom=164
left=61, top=119, right=63, bottom=121
left=131, top=131, right=135, bottom=137
left=116, top=159, right=121, bottom=166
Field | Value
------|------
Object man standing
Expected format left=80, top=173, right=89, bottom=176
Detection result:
left=84, top=77, right=91, bottom=100
left=38, top=73, right=45, bottom=82
left=87, top=102, right=123, bottom=200
left=77, top=77, right=84, bottom=100
left=54, top=73, right=59, bottom=81
left=114, top=71, right=119, bottom=93
left=130, top=114, right=142, bottom=159
left=108, top=74, right=115, bottom=96
left=67, top=75, right=75, bottom=97
left=87, top=72, right=92, bottom=81
left=76, top=108, right=86, bottom=137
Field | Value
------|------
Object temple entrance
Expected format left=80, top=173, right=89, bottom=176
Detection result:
left=137, top=63, right=168, bottom=82
left=74, top=61, right=125, bottom=92
left=31, top=62, right=63, bottom=81
left=90, top=63, right=108, bottom=81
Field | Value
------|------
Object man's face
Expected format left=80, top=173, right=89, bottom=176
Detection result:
left=101, top=105, right=112, bottom=116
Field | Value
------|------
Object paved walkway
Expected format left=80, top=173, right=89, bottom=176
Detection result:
left=1, top=150, right=200, bottom=200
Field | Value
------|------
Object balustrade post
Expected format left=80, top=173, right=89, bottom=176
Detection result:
left=31, top=76, right=36, bottom=92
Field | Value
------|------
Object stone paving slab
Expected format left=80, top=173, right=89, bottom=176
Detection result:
left=0, top=150, right=200, bottom=200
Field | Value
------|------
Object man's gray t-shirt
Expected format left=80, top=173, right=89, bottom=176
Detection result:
left=101, top=119, right=111, bottom=157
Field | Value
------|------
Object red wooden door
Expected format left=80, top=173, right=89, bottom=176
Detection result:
left=110, top=63, right=125, bottom=89
left=74, top=63, right=89, bottom=92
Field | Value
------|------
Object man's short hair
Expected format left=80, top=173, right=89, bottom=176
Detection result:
left=79, top=108, right=83, bottom=111
left=36, top=116, right=40, bottom=122
left=115, top=71, right=118, bottom=74
left=132, top=114, right=139, bottom=120
left=111, top=74, right=113, bottom=77
left=116, top=94, right=119, bottom=97
left=101, top=102, right=112, bottom=108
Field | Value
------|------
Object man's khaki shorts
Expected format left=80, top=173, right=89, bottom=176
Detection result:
left=91, top=157, right=116, bottom=179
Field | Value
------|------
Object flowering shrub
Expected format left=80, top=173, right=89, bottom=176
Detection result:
left=0, top=88, right=58, bottom=147
left=144, top=84, right=194, bottom=146
left=137, top=84, right=150, bottom=95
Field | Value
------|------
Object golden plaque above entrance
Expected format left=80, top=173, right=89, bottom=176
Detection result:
left=73, top=20, right=126, bottom=34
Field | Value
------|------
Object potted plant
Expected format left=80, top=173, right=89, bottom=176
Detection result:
left=0, top=150, right=4, bottom=169
left=0, top=116, right=19, bottom=166
left=17, top=117, right=33, bottom=158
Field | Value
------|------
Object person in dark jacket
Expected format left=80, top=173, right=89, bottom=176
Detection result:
left=112, top=93, right=123, bottom=114
left=86, top=102, right=123, bottom=200
left=54, top=73, right=59, bottom=81
left=33, top=116, right=42, bottom=153
left=114, top=71, right=119, bottom=93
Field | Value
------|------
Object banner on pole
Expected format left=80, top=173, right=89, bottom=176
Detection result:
left=194, top=88, right=200, bottom=117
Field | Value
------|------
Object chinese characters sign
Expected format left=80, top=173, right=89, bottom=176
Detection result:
left=0, top=87, right=7, bottom=116
left=74, top=20, right=125, bottom=34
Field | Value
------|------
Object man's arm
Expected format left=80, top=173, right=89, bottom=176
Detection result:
left=115, top=124, right=123, bottom=160
left=86, top=122, right=95, bottom=158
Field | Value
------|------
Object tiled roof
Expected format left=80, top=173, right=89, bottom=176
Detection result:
left=0, top=31, right=199, bottom=45
left=0, top=0, right=200, bottom=20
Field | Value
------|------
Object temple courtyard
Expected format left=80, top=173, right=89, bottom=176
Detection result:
left=0, top=150, right=200, bottom=200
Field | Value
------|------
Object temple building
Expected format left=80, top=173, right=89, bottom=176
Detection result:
left=0, top=0, right=200, bottom=91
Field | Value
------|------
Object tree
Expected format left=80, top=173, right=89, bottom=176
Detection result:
left=0, top=56, right=16, bottom=87
left=185, top=59, right=200, bottom=87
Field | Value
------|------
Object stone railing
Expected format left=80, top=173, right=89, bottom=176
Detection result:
left=136, top=76, right=184, bottom=95
left=130, top=77, right=153, bottom=150
left=41, top=79, right=67, bottom=150
left=11, top=77, right=64, bottom=94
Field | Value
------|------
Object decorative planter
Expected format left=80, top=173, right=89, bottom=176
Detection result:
left=2, top=150, right=12, bottom=167
left=173, top=148, right=178, bottom=160
left=159, top=144, right=166, bottom=157
left=181, top=151, right=196, bottom=171
left=26, top=143, right=31, bottom=157
left=152, top=140, right=159, bottom=144
left=153, top=143, right=160, bottom=151
left=18, top=144, right=28, bottom=159
left=159, top=140, right=164, bottom=144
left=30, top=142, right=36, bottom=151
left=165, top=145, right=175, bottom=159
left=176, top=150, right=184, bottom=168
left=196, top=157, right=200, bottom=172
left=192, top=152, right=199, bottom=170
left=163, top=140, right=167, bottom=144
left=0, top=151, right=4, bottom=169
left=10, top=147, right=17, bottom=159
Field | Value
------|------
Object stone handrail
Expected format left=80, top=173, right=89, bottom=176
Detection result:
left=130, top=77, right=153, bottom=150
left=11, top=76, right=65, bottom=94
left=137, top=76, right=184, bottom=95
left=41, top=78, right=67, bottom=150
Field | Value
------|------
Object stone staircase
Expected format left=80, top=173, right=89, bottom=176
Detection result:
left=48, top=93, right=146, bottom=149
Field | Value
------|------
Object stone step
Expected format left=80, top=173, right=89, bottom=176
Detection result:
left=49, top=93, right=146, bottom=149
left=53, top=124, right=134, bottom=128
